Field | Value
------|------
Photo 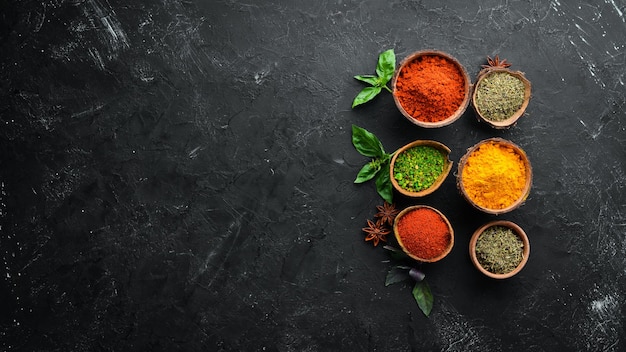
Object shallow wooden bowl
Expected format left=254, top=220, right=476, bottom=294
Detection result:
left=469, top=220, right=530, bottom=279
left=389, top=140, right=452, bottom=198
left=471, top=68, right=531, bottom=129
left=456, top=138, right=532, bottom=215
left=391, top=50, right=471, bottom=128
left=393, top=205, right=454, bottom=263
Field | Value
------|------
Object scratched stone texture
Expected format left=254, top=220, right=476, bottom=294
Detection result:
left=1, top=0, right=625, bottom=351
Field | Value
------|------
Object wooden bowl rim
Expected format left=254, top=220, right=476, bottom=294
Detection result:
left=389, top=140, right=453, bottom=198
left=471, top=68, right=532, bottom=129
left=469, top=220, right=530, bottom=279
left=456, top=138, right=532, bottom=215
left=392, top=50, right=471, bottom=128
left=393, top=205, right=454, bottom=263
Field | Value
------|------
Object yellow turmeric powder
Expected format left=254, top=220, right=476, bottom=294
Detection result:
left=461, top=141, right=528, bottom=209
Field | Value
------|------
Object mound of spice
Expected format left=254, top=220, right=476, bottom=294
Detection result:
left=394, top=54, right=466, bottom=122
left=474, top=225, right=524, bottom=274
left=475, top=71, right=526, bottom=122
left=461, top=141, right=528, bottom=210
left=393, top=145, right=446, bottom=192
left=395, top=207, right=451, bottom=260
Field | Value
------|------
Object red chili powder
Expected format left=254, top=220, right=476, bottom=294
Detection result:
left=396, top=207, right=451, bottom=259
left=394, top=55, right=466, bottom=122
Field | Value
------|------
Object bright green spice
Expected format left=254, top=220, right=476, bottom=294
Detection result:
left=475, top=226, right=524, bottom=274
left=475, top=72, right=525, bottom=122
left=393, top=146, right=445, bottom=192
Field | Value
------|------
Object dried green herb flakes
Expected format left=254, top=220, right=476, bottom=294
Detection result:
left=393, top=146, right=445, bottom=192
left=475, top=225, right=524, bottom=274
left=475, top=72, right=525, bottom=122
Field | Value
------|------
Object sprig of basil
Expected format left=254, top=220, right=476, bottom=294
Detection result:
left=352, top=49, right=396, bottom=108
left=351, top=125, right=393, bottom=203
left=385, top=265, right=432, bottom=317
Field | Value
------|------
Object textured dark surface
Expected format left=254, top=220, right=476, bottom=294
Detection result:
left=1, top=0, right=625, bottom=351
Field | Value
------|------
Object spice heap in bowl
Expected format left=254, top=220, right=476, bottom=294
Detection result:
left=472, top=56, right=531, bottom=129
left=393, top=205, right=454, bottom=262
left=457, top=138, right=532, bottom=215
left=390, top=140, right=452, bottom=197
left=392, top=50, right=471, bottom=128
left=469, top=220, right=530, bottom=279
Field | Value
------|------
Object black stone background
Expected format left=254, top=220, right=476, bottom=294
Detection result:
left=1, top=0, right=625, bottom=351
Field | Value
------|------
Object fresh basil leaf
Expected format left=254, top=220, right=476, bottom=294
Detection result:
left=352, top=86, right=382, bottom=108
left=351, top=125, right=385, bottom=157
left=376, top=49, right=396, bottom=84
left=385, top=266, right=409, bottom=286
left=375, top=159, right=393, bottom=203
left=412, top=281, right=433, bottom=317
left=354, top=75, right=380, bottom=86
left=354, top=162, right=379, bottom=183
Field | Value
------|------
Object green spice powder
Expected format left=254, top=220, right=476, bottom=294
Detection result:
left=393, top=146, right=445, bottom=192
left=475, top=72, right=525, bottom=122
left=475, top=226, right=524, bottom=274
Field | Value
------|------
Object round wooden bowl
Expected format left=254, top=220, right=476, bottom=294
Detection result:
left=393, top=205, right=454, bottom=263
left=469, top=220, right=530, bottom=279
left=471, top=68, right=531, bottom=129
left=389, top=140, right=452, bottom=197
left=391, top=50, right=471, bottom=128
left=456, top=138, right=532, bottom=215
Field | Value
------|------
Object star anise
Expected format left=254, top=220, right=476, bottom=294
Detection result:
left=362, top=219, right=390, bottom=246
left=374, top=202, right=399, bottom=226
left=481, top=55, right=511, bottom=69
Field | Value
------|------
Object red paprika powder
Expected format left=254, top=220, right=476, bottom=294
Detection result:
left=394, top=54, right=466, bottom=123
left=395, top=206, right=451, bottom=260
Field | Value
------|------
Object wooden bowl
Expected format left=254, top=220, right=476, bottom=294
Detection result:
left=456, top=138, right=532, bottom=215
left=469, top=220, right=530, bottom=279
left=389, top=140, right=452, bottom=197
left=393, top=205, right=454, bottom=263
left=391, top=50, right=471, bottom=128
left=471, top=68, right=531, bottom=129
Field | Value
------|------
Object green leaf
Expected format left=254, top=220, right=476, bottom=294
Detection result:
left=354, top=162, right=380, bottom=183
left=351, top=125, right=385, bottom=158
left=383, top=245, right=410, bottom=260
left=375, top=159, right=393, bottom=203
left=412, top=281, right=434, bottom=317
left=354, top=75, right=380, bottom=86
left=376, top=49, right=396, bottom=84
left=352, top=86, right=382, bottom=108
left=385, top=266, right=410, bottom=286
